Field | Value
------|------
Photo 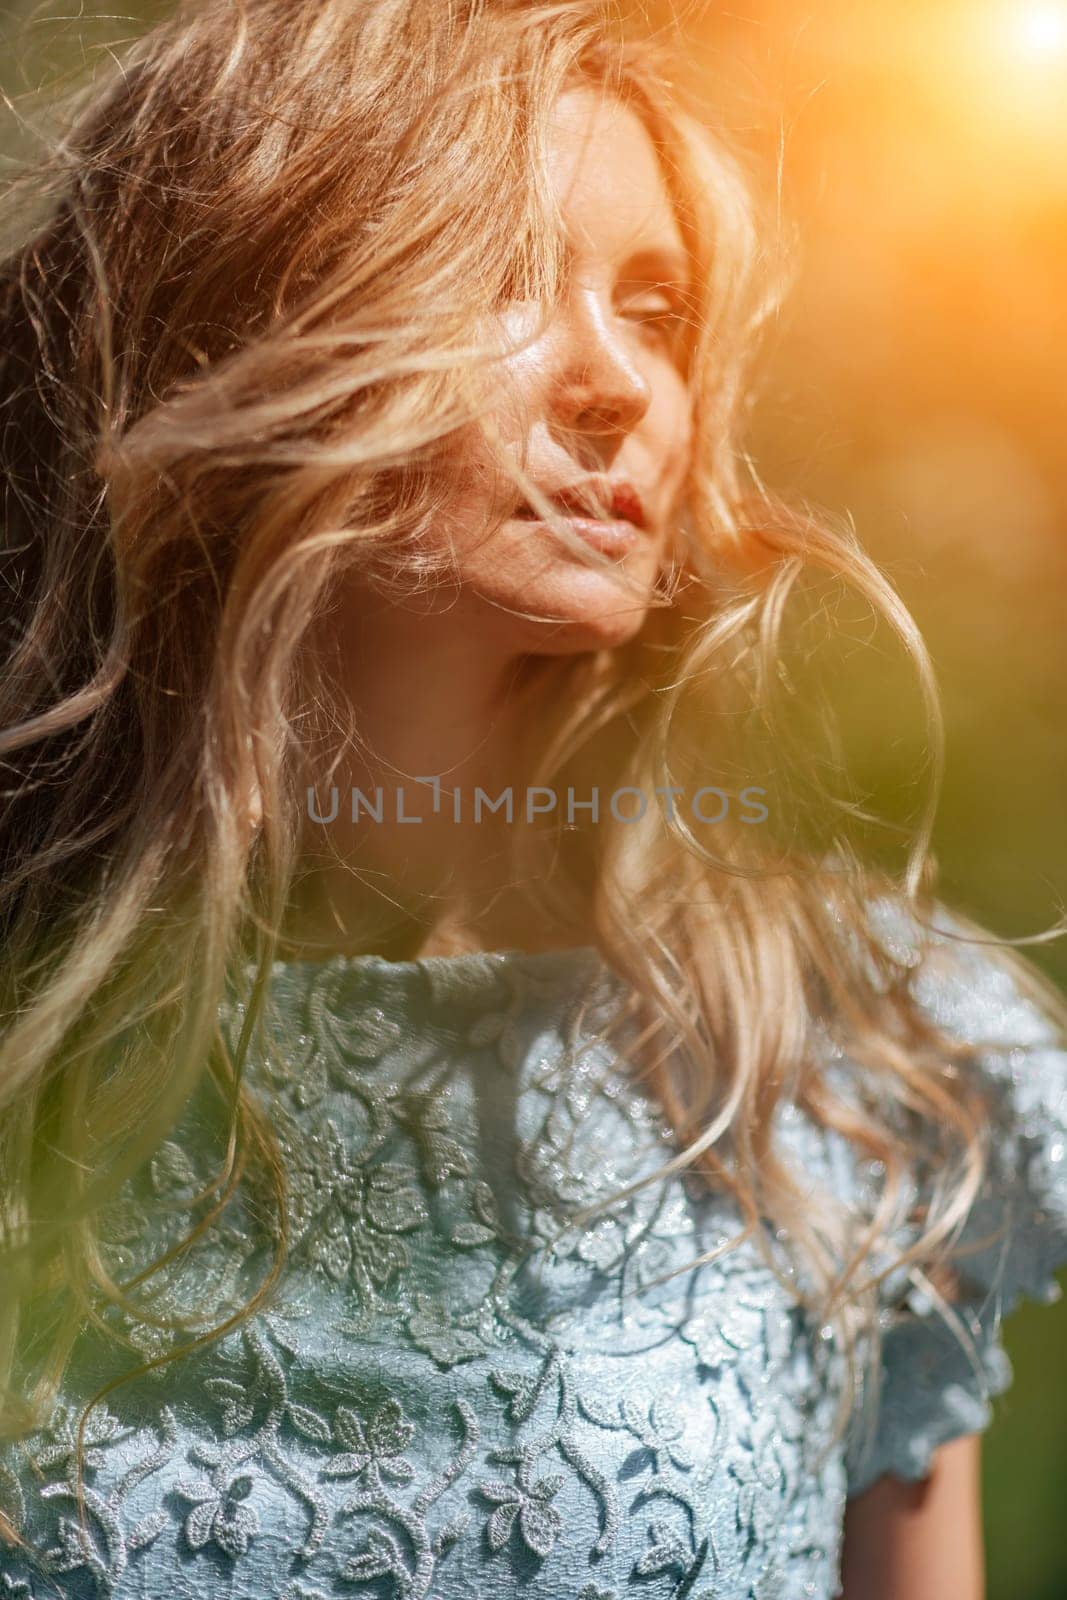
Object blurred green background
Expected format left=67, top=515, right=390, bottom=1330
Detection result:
left=2, top=0, right=1065, bottom=1592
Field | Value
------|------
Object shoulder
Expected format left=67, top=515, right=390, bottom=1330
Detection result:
left=866, top=891, right=1067, bottom=1053
left=842, top=892, right=1067, bottom=1497
left=866, top=894, right=1067, bottom=1296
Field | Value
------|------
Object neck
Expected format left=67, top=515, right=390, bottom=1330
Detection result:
left=278, top=588, right=571, bottom=959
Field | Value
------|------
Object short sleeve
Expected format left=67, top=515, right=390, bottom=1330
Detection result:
left=844, top=900, right=1067, bottom=1497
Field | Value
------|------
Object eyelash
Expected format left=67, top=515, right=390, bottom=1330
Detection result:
left=619, top=296, right=691, bottom=344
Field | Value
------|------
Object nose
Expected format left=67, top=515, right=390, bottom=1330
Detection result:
left=549, top=283, right=652, bottom=442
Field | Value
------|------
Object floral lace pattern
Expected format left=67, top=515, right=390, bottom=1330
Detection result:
left=2, top=910, right=1066, bottom=1599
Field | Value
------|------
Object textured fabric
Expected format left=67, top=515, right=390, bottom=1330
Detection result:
left=2, top=898, right=1066, bottom=1600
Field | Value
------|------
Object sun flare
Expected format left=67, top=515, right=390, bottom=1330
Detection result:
left=1014, top=3, right=1067, bottom=56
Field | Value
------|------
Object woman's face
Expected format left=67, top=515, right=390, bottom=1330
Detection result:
left=425, top=83, right=695, bottom=656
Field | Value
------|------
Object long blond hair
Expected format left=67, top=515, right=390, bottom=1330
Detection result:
left=2, top=0, right=1065, bottom=1483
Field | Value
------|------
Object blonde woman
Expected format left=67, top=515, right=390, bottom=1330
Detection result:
left=0, top=2, right=1065, bottom=1597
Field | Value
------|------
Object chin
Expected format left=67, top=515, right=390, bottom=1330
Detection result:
left=508, top=579, right=655, bottom=655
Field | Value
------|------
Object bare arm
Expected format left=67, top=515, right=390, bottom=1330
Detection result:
left=839, top=1434, right=985, bottom=1600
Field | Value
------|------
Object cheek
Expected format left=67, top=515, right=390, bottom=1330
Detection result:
left=457, top=346, right=550, bottom=517
left=435, top=409, right=527, bottom=551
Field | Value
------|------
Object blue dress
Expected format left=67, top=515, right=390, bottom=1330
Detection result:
left=2, top=898, right=1066, bottom=1599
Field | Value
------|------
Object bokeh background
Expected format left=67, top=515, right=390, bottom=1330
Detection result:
left=2, top=0, right=1065, bottom=1593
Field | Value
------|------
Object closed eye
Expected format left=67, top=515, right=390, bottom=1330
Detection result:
left=622, top=298, right=682, bottom=327
left=618, top=287, right=696, bottom=364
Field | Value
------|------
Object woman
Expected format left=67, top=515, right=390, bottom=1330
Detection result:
left=0, top=1, right=1065, bottom=1596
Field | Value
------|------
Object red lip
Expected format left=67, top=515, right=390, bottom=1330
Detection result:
left=519, top=476, right=648, bottom=530
left=606, top=483, right=645, bottom=528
